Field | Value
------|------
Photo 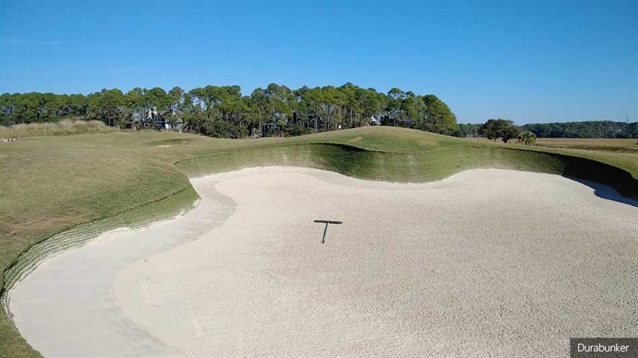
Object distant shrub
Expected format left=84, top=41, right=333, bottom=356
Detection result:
left=0, top=119, right=117, bottom=138
left=281, top=124, right=314, bottom=137
left=517, top=131, right=537, bottom=146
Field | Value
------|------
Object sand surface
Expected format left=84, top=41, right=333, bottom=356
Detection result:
left=8, top=167, right=638, bottom=357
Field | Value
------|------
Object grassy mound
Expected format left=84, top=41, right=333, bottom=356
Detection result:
left=1, top=127, right=637, bottom=357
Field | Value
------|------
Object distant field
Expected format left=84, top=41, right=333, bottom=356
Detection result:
left=536, top=138, right=638, bottom=151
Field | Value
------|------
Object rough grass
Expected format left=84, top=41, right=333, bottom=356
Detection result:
left=0, top=119, right=117, bottom=138
left=1, top=126, right=637, bottom=357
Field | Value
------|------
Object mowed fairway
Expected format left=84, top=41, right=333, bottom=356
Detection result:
left=8, top=167, right=638, bottom=357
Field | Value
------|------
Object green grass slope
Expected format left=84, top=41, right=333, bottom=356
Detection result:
left=1, top=127, right=637, bottom=357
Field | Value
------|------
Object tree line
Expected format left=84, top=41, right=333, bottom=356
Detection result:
left=459, top=120, right=638, bottom=139
left=0, top=83, right=460, bottom=138
left=521, top=121, right=638, bottom=138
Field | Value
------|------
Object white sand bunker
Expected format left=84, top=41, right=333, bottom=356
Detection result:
left=8, top=168, right=638, bottom=357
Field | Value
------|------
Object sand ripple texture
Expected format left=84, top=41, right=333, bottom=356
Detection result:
left=9, top=168, right=638, bottom=357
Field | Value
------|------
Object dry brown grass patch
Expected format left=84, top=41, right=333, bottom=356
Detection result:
left=0, top=119, right=117, bottom=138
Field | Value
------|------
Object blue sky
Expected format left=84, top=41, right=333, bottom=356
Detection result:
left=1, top=0, right=636, bottom=124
